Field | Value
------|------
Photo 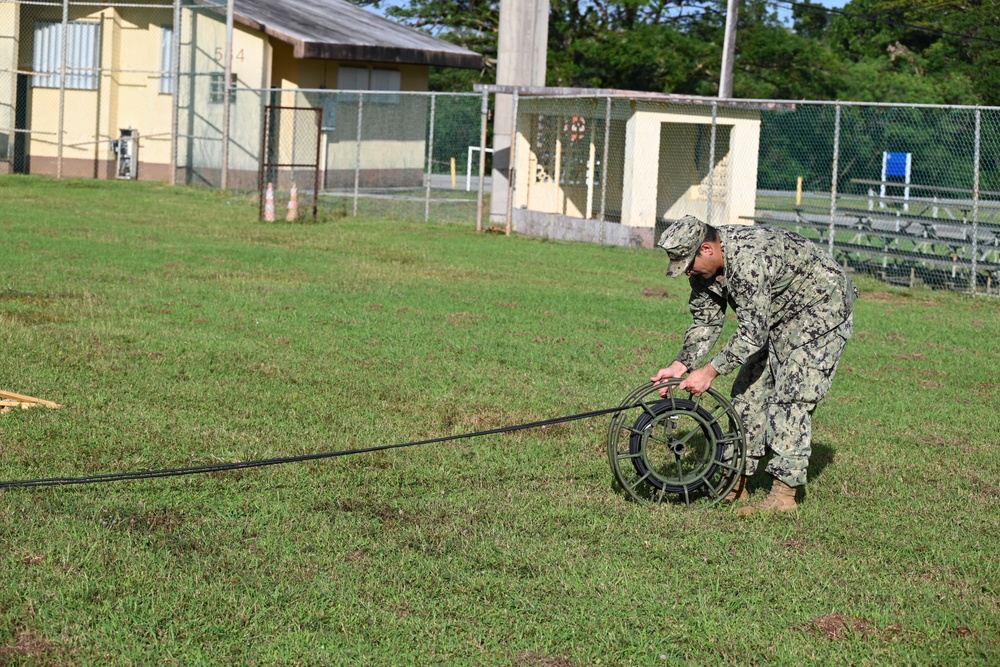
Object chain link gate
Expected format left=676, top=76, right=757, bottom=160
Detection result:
left=258, top=104, right=322, bottom=222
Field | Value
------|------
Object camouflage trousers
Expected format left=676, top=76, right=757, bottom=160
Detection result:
left=730, top=318, right=852, bottom=487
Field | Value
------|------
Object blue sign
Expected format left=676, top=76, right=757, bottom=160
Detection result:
left=885, top=152, right=910, bottom=178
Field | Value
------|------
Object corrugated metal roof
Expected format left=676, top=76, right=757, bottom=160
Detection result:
left=235, top=0, right=482, bottom=69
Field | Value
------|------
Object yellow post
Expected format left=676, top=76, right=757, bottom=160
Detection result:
left=450, top=157, right=457, bottom=189
left=796, top=176, right=803, bottom=206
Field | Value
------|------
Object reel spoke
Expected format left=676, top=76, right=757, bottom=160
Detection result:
left=606, top=379, right=747, bottom=509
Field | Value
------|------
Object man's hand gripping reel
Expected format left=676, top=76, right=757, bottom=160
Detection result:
left=606, top=379, right=747, bottom=507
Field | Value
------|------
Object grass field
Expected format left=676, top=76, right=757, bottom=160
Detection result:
left=1, top=176, right=998, bottom=666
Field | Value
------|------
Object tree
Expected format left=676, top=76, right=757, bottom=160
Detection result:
left=354, top=0, right=1000, bottom=104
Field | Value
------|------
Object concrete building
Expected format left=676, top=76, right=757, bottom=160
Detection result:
left=0, top=0, right=481, bottom=183
left=489, top=86, right=792, bottom=247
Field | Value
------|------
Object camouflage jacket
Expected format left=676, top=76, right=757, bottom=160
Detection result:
left=674, top=225, right=857, bottom=376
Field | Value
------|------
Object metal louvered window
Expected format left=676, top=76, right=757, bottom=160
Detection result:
left=337, top=66, right=400, bottom=104
left=159, top=25, right=173, bottom=94
left=32, top=21, right=102, bottom=90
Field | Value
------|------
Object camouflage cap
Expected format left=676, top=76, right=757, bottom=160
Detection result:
left=656, top=216, right=707, bottom=277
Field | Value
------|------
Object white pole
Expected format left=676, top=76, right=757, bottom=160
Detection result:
left=467, top=145, right=473, bottom=192
left=829, top=104, right=841, bottom=258
left=971, top=108, right=981, bottom=293
left=221, top=0, right=235, bottom=189
left=504, top=88, right=519, bottom=236
left=599, top=96, right=611, bottom=241
left=353, top=92, right=364, bottom=217
left=56, top=0, right=68, bottom=179
left=879, top=151, right=887, bottom=207
left=903, top=152, right=912, bottom=212
left=424, top=93, right=436, bottom=222
left=169, top=0, right=181, bottom=186
left=707, top=102, right=717, bottom=225
left=476, top=88, right=488, bottom=232
left=718, top=0, right=739, bottom=98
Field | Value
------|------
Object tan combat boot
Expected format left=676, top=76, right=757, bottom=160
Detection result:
left=736, top=479, right=797, bottom=516
left=723, top=476, right=749, bottom=503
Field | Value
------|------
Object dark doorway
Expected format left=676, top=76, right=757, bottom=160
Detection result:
left=13, top=73, right=29, bottom=174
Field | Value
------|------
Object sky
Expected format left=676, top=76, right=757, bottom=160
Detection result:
left=368, top=0, right=854, bottom=22
left=366, top=0, right=857, bottom=32
left=774, top=0, right=851, bottom=26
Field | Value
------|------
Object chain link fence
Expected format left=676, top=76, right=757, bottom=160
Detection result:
left=758, top=104, right=1000, bottom=294
left=0, top=0, right=228, bottom=182
left=1, top=3, right=997, bottom=295
left=505, top=89, right=1000, bottom=295
left=230, top=88, right=484, bottom=225
left=508, top=93, right=770, bottom=247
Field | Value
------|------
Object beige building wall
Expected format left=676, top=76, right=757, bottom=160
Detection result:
left=16, top=5, right=176, bottom=178
left=513, top=102, right=761, bottom=229
left=0, top=2, right=19, bottom=166
left=11, top=4, right=434, bottom=185
left=621, top=105, right=760, bottom=228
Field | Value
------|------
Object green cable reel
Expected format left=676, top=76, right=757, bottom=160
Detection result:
left=607, top=379, right=747, bottom=508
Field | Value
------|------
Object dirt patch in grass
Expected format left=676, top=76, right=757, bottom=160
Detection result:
left=21, top=553, right=46, bottom=566
left=513, top=651, right=577, bottom=667
left=963, top=475, right=1000, bottom=498
left=641, top=287, right=672, bottom=298
left=0, top=630, right=59, bottom=662
left=973, top=382, right=999, bottom=398
left=861, top=292, right=934, bottom=307
left=0, top=310, right=67, bottom=325
left=799, top=614, right=904, bottom=641
left=447, top=312, right=488, bottom=326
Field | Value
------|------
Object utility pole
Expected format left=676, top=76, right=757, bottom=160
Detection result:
left=718, top=0, right=739, bottom=98
left=490, top=0, right=549, bottom=225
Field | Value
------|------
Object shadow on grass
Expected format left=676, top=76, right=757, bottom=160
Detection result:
left=745, top=441, right=836, bottom=494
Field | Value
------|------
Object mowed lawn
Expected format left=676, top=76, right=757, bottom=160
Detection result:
left=0, top=176, right=997, bottom=666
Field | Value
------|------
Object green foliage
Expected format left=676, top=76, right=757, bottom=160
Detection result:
left=1, top=177, right=999, bottom=665
left=359, top=0, right=1000, bottom=105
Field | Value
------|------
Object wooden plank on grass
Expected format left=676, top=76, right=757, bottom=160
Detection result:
left=0, top=390, right=62, bottom=409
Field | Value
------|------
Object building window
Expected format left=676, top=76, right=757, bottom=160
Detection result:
left=337, top=66, right=368, bottom=91
left=159, top=25, right=173, bottom=94
left=32, top=21, right=102, bottom=90
left=209, top=72, right=236, bottom=104
left=370, top=69, right=401, bottom=92
left=338, top=65, right=400, bottom=103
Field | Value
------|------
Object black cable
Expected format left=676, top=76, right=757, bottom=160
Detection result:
left=0, top=405, right=626, bottom=489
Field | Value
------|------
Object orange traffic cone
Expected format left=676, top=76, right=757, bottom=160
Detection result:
left=286, top=182, right=299, bottom=222
left=264, top=182, right=275, bottom=222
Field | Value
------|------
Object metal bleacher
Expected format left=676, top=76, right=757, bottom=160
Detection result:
left=751, top=182, right=1000, bottom=291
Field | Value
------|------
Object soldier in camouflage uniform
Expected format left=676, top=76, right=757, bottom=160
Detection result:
left=651, top=216, right=857, bottom=514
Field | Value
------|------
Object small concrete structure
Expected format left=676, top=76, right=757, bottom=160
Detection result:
left=480, top=86, right=794, bottom=246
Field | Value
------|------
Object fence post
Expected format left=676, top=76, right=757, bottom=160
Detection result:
left=707, top=102, right=717, bottom=226
left=971, top=107, right=981, bottom=294
left=476, top=88, right=488, bottom=232
left=353, top=91, right=364, bottom=217
left=56, top=0, right=68, bottom=179
left=599, top=96, right=612, bottom=242
left=828, top=103, right=842, bottom=258
left=425, top=93, right=436, bottom=222
left=169, top=0, right=182, bottom=186
left=504, top=88, right=519, bottom=236
left=221, top=0, right=234, bottom=189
